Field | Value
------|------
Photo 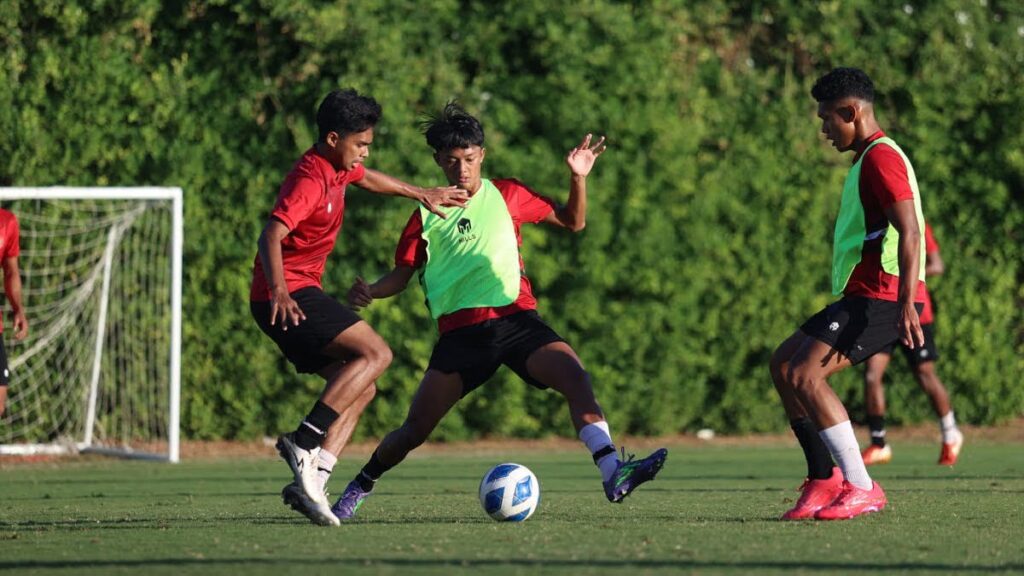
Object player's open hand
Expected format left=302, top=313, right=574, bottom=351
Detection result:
left=898, top=301, right=924, bottom=349
left=11, top=309, right=27, bottom=340
left=566, top=134, right=607, bottom=177
left=347, top=276, right=374, bottom=310
left=270, top=289, right=305, bottom=331
left=421, top=186, right=469, bottom=219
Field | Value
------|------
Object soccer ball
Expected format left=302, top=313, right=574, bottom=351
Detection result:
left=478, top=463, right=540, bottom=522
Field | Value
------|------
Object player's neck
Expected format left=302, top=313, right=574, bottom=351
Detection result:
left=465, top=179, right=484, bottom=197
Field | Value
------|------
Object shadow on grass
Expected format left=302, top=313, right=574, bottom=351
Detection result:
left=0, top=557, right=1020, bottom=573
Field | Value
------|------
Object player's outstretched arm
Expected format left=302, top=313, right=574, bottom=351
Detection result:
left=2, top=256, right=27, bottom=340
left=257, top=219, right=306, bottom=330
left=544, top=133, right=607, bottom=232
left=885, top=199, right=924, bottom=349
left=347, top=266, right=416, bottom=310
left=355, top=168, right=468, bottom=219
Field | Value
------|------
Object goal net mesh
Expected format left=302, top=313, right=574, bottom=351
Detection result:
left=0, top=192, right=179, bottom=460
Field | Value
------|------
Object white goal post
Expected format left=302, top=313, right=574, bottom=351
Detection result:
left=0, top=188, right=182, bottom=462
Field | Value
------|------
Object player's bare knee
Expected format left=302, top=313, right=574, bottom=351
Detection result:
left=864, top=370, right=883, bottom=389
left=769, top=347, right=791, bottom=385
left=787, top=366, right=820, bottom=398
left=365, top=342, right=393, bottom=378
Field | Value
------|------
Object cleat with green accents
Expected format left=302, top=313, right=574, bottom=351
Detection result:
left=603, top=447, right=668, bottom=503
left=331, top=480, right=372, bottom=520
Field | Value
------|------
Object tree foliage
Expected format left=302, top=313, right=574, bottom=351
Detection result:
left=2, top=0, right=1022, bottom=438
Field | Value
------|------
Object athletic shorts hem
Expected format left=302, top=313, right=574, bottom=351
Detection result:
left=251, top=287, right=362, bottom=374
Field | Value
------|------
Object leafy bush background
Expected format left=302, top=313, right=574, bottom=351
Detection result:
left=2, top=0, right=1021, bottom=439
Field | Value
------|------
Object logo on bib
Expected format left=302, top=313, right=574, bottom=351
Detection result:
left=457, top=218, right=472, bottom=234
left=828, top=321, right=840, bottom=332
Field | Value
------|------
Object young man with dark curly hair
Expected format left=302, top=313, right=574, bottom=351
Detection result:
left=769, top=67, right=928, bottom=521
left=251, top=89, right=468, bottom=526
left=326, top=102, right=668, bottom=520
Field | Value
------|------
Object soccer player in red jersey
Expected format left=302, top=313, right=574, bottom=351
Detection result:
left=0, top=208, right=28, bottom=418
left=251, top=89, right=468, bottom=526
left=770, top=68, right=928, bottom=520
left=861, top=223, right=964, bottom=466
left=328, top=103, right=667, bottom=520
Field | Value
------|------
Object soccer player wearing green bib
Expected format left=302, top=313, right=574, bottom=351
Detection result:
left=770, top=68, right=928, bottom=520
left=330, top=103, right=668, bottom=520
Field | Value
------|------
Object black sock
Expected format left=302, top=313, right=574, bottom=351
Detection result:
left=293, top=401, right=339, bottom=451
left=790, top=417, right=834, bottom=480
left=354, top=450, right=392, bottom=492
left=867, top=415, right=887, bottom=448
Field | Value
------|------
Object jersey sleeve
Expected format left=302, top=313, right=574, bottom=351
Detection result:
left=4, top=214, right=19, bottom=259
left=395, top=210, right=427, bottom=268
left=509, top=179, right=556, bottom=223
left=270, top=175, right=323, bottom=230
left=924, top=223, right=939, bottom=253
left=861, top=145, right=915, bottom=210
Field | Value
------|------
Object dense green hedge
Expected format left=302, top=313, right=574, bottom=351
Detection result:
left=2, top=1, right=1022, bottom=439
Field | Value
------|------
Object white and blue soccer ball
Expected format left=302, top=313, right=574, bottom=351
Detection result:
left=478, top=463, right=540, bottom=522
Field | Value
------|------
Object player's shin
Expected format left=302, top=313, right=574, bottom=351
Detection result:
left=790, top=417, right=835, bottom=480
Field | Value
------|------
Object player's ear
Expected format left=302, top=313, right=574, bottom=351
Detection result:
left=325, top=131, right=340, bottom=148
left=838, top=103, right=857, bottom=124
left=479, top=147, right=486, bottom=164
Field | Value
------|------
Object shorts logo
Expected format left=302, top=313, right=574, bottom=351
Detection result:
left=920, top=349, right=929, bottom=358
left=327, top=202, right=333, bottom=214
left=457, top=218, right=472, bottom=234
left=828, top=321, right=840, bottom=332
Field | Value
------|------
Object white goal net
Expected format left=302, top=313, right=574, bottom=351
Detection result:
left=0, top=188, right=182, bottom=462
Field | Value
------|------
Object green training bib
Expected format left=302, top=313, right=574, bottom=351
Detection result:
left=832, top=137, right=926, bottom=295
left=418, top=179, right=521, bottom=318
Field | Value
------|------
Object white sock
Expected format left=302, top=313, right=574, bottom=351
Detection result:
left=579, top=421, right=618, bottom=482
left=819, top=421, right=873, bottom=490
left=940, top=411, right=962, bottom=443
left=317, top=449, right=337, bottom=493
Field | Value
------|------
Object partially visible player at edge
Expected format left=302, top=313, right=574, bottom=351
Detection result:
left=328, top=102, right=668, bottom=520
left=250, top=89, right=468, bottom=526
left=0, top=208, right=29, bottom=418
left=770, top=67, right=928, bottom=521
left=861, top=222, right=964, bottom=466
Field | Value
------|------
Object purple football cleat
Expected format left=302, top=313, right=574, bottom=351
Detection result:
left=603, top=447, right=668, bottom=503
left=331, top=480, right=372, bottom=520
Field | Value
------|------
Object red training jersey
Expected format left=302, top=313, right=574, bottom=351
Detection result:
left=0, top=209, right=20, bottom=333
left=394, top=178, right=556, bottom=333
left=919, top=223, right=940, bottom=325
left=250, top=147, right=366, bottom=301
left=843, top=131, right=928, bottom=304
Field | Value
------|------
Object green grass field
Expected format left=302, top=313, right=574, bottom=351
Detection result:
left=1, top=440, right=1022, bottom=575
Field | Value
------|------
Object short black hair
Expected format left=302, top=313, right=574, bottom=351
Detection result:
left=421, top=101, right=484, bottom=152
left=811, top=67, right=875, bottom=103
left=316, top=89, right=381, bottom=140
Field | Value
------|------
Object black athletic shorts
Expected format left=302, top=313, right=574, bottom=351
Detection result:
left=250, top=286, right=362, bottom=374
left=877, top=322, right=939, bottom=366
left=428, top=310, right=566, bottom=397
left=800, top=296, right=925, bottom=366
left=0, top=339, right=8, bottom=386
